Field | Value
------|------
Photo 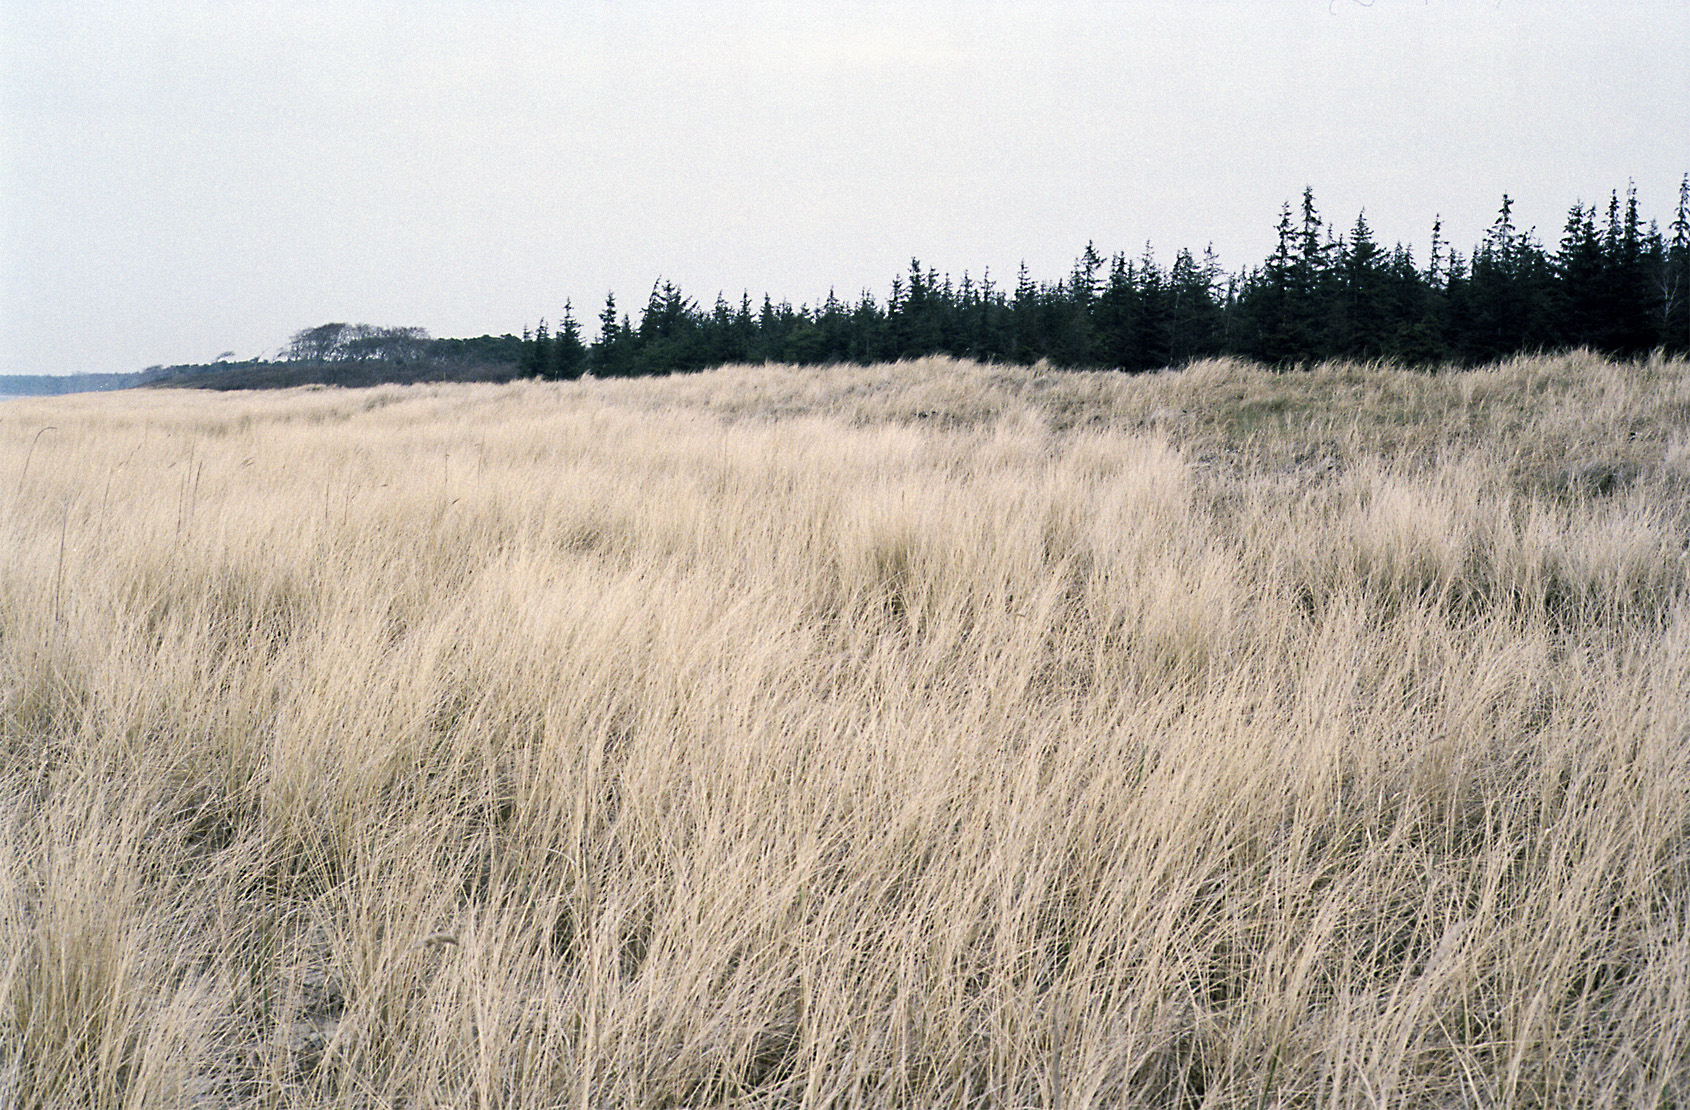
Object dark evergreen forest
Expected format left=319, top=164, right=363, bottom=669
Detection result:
left=520, top=178, right=1690, bottom=379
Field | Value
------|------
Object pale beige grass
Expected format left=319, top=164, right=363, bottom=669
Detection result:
left=2, top=353, right=1688, bottom=1107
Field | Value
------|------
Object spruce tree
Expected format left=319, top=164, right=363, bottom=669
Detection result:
left=1053, top=243, right=1103, bottom=366
left=593, top=292, right=630, bottom=377
left=1613, top=183, right=1660, bottom=355
left=536, top=319, right=552, bottom=377
left=1555, top=201, right=1605, bottom=349
left=1095, top=252, right=1138, bottom=371
left=1244, top=201, right=1298, bottom=365
left=1168, top=247, right=1220, bottom=366
left=519, top=320, right=550, bottom=377
left=1131, top=243, right=1171, bottom=371
left=1462, top=195, right=1553, bottom=362
left=1336, top=210, right=1387, bottom=359
left=735, top=292, right=757, bottom=362
left=1667, top=174, right=1690, bottom=353
left=1288, top=187, right=1334, bottom=360
left=552, top=301, right=587, bottom=380
left=1387, top=242, right=1443, bottom=366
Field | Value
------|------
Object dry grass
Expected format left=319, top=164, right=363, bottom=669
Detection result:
left=2, top=351, right=1689, bottom=1107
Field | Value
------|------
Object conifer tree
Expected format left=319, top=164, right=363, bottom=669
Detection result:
left=1387, top=241, right=1443, bottom=366
left=1611, top=183, right=1661, bottom=355
left=1288, top=187, right=1334, bottom=360
left=1555, top=201, right=1605, bottom=349
left=1131, top=243, right=1171, bottom=371
left=521, top=319, right=550, bottom=377
left=593, top=292, right=631, bottom=377
left=1336, top=210, right=1387, bottom=359
left=1011, top=262, right=1042, bottom=362
left=552, top=301, right=587, bottom=379
left=1244, top=201, right=1298, bottom=365
left=1070, top=241, right=1104, bottom=309
left=1666, top=174, right=1690, bottom=353
left=1095, top=252, right=1138, bottom=371
left=1461, top=195, right=1553, bottom=361
left=1171, top=247, right=1218, bottom=367
left=1051, top=243, right=1103, bottom=366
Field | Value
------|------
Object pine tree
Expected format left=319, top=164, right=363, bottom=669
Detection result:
left=1386, top=242, right=1443, bottom=366
left=1051, top=243, right=1103, bottom=366
left=1095, top=252, right=1138, bottom=371
left=598, top=293, right=617, bottom=346
left=1243, top=201, right=1298, bottom=365
left=1288, top=186, right=1334, bottom=360
left=1131, top=243, right=1171, bottom=371
left=1070, top=241, right=1103, bottom=309
left=552, top=301, right=587, bottom=380
left=890, top=259, right=945, bottom=357
left=593, top=292, right=630, bottom=377
left=1612, top=183, right=1660, bottom=355
left=1460, top=195, right=1553, bottom=362
left=1666, top=174, right=1690, bottom=353
left=1555, top=201, right=1605, bottom=349
left=520, top=319, right=550, bottom=377
left=1336, top=210, right=1387, bottom=359
left=735, top=292, right=757, bottom=361
left=1167, top=246, right=1221, bottom=365
left=1011, top=262, right=1042, bottom=363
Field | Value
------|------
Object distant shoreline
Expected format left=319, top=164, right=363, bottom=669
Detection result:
left=0, top=370, right=162, bottom=397
left=1, top=355, right=526, bottom=396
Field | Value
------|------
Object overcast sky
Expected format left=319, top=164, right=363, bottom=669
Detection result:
left=3, top=1, right=1687, bottom=375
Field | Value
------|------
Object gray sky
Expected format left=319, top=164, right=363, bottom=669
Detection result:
left=3, top=1, right=1687, bottom=375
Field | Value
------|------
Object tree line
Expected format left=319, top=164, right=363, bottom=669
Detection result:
left=280, top=323, right=524, bottom=367
left=518, top=177, right=1690, bottom=379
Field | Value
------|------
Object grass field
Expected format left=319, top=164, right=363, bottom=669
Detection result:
left=3, top=352, right=1689, bottom=1107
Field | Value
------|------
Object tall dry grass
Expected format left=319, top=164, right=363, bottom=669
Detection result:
left=2, top=352, right=1689, bottom=1107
